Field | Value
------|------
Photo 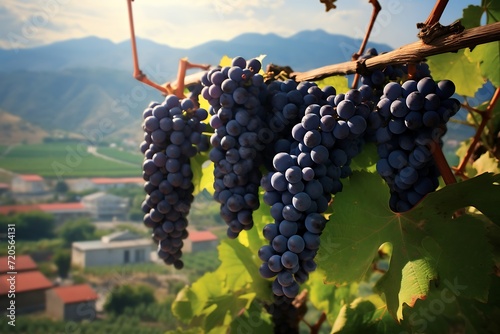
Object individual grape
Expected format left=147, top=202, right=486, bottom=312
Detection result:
left=337, top=100, right=356, bottom=119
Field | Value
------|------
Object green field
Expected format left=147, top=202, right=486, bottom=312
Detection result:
left=0, top=146, right=8, bottom=155
left=97, top=146, right=143, bottom=165
left=0, top=142, right=141, bottom=178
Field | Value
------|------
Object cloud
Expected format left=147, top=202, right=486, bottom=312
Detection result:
left=0, top=0, right=476, bottom=51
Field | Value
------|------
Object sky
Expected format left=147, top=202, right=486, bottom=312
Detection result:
left=0, top=0, right=478, bottom=51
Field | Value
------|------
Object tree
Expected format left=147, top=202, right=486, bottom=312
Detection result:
left=53, top=249, right=71, bottom=278
left=0, top=211, right=55, bottom=241
left=57, top=218, right=96, bottom=246
left=54, top=180, right=69, bottom=193
left=104, top=284, right=155, bottom=315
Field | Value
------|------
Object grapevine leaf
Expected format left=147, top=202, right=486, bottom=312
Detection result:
left=217, top=239, right=272, bottom=302
left=165, top=328, right=204, bottom=334
left=331, top=298, right=378, bottom=333
left=172, top=272, right=223, bottom=323
left=465, top=42, right=500, bottom=88
left=191, top=152, right=215, bottom=195
left=203, top=292, right=255, bottom=332
left=317, top=171, right=497, bottom=320
left=350, top=142, right=378, bottom=173
left=484, top=0, right=500, bottom=24
left=427, top=49, right=484, bottom=97
left=461, top=5, right=484, bottom=29
left=229, top=300, right=273, bottom=333
left=315, top=76, right=349, bottom=95
left=172, top=270, right=256, bottom=332
left=305, top=269, right=351, bottom=325
left=238, top=194, right=271, bottom=255
left=219, top=55, right=233, bottom=67
left=473, top=151, right=500, bottom=175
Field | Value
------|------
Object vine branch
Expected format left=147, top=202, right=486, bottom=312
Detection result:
left=455, top=87, right=500, bottom=177
left=292, top=22, right=500, bottom=82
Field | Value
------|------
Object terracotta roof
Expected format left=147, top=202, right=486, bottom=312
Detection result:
left=38, top=202, right=85, bottom=211
left=90, top=177, right=143, bottom=185
left=188, top=230, right=218, bottom=243
left=17, top=174, right=44, bottom=182
left=0, top=255, right=37, bottom=273
left=0, top=204, right=40, bottom=215
left=0, top=202, right=85, bottom=215
left=52, top=284, right=98, bottom=304
left=0, top=271, right=52, bottom=295
left=0, top=183, right=9, bottom=189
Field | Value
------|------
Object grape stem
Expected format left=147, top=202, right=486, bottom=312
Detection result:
left=292, top=22, right=500, bottom=82
left=416, top=0, right=452, bottom=43
left=351, top=0, right=382, bottom=89
left=126, top=0, right=210, bottom=96
left=430, top=141, right=456, bottom=185
left=455, top=87, right=500, bottom=177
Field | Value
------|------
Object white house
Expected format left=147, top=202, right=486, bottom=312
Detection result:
left=11, top=174, right=47, bottom=194
left=81, top=192, right=129, bottom=220
left=71, top=230, right=153, bottom=268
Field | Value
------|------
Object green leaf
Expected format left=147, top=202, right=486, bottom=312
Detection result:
left=305, top=269, right=351, bottom=325
left=315, top=76, right=349, bottom=95
left=331, top=298, right=378, bottom=333
left=427, top=49, right=484, bottom=97
left=317, top=172, right=497, bottom=320
left=172, top=270, right=257, bottom=332
left=350, top=142, right=378, bottom=173
left=461, top=5, right=484, bottom=29
left=191, top=152, right=215, bottom=195
left=473, top=151, right=500, bottom=175
left=229, top=300, right=273, bottom=334
left=217, top=239, right=272, bottom=303
left=465, top=42, right=500, bottom=87
left=484, top=0, right=500, bottom=24
left=237, top=192, right=271, bottom=255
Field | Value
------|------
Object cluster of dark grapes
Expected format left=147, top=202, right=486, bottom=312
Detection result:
left=258, top=84, right=372, bottom=299
left=139, top=95, right=209, bottom=268
left=373, top=78, right=460, bottom=212
left=202, top=56, right=270, bottom=238
left=359, top=48, right=431, bottom=102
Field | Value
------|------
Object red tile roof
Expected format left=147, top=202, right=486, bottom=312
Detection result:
left=37, top=202, right=85, bottom=211
left=0, top=202, right=85, bottom=215
left=188, top=230, right=218, bottom=243
left=90, top=177, right=143, bottom=185
left=17, top=174, right=44, bottom=182
left=0, top=255, right=37, bottom=274
left=0, top=204, right=39, bottom=215
left=52, top=284, right=98, bottom=304
left=0, top=271, right=52, bottom=295
left=0, top=183, right=9, bottom=189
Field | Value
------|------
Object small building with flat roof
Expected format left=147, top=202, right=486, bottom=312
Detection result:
left=71, top=230, right=152, bottom=268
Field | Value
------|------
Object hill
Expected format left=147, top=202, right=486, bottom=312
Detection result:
left=0, top=30, right=393, bottom=145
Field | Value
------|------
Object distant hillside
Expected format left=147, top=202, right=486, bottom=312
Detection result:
left=0, top=30, right=392, bottom=73
left=0, top=30, right=393, bottom=145
left=0, top=110, right=48, bottom=145
left=0, top=69, right=157, bottom=142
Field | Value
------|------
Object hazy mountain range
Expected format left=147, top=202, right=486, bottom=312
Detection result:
left=0, top=30, right=393, bottom=144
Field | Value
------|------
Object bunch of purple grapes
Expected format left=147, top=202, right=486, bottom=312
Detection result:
left=203, top=56, right=270, bottom=238
left=258, top=86, right=371, bottom=299
left=359, top=48, right=431, bottom=103
left=373, top=77, right=460, bottom=212
left=139, top=95, right=209, bottom=269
